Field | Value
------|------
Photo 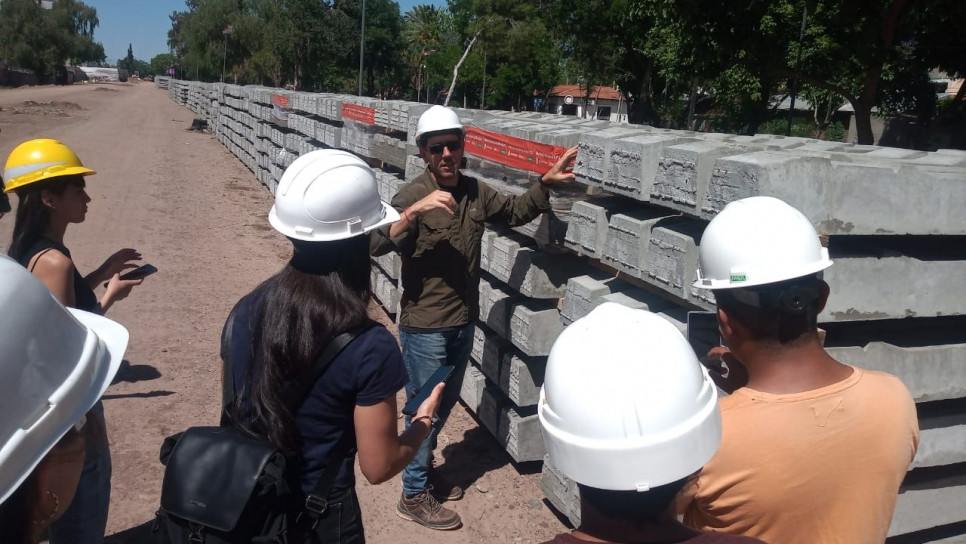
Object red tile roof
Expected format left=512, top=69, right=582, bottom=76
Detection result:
left=548, top=84, right=622, bottom=101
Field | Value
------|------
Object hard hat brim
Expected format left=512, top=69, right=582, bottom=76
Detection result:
left=0, top=309, right=127, bottom=505
left=692, top=255, right=833, bottom=290
left=3, top=166, right=96, bottom=193
left=268, top=200, right=400, bottom=242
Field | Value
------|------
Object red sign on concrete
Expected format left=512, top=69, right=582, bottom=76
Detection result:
left=271, top=94, right=289, bottom=107
left=342, top=103, right=376, bottom=125
left=464, top=127, right=570, bottom=175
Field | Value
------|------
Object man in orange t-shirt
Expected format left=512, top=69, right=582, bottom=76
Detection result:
left=682, top=197, right=919, bottom=544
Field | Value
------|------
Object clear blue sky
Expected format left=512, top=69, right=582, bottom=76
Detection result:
left=90, top=0, right=447, bottom=65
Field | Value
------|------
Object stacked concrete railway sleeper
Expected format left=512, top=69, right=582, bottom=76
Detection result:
left=161, top=79, right=966, bottom=542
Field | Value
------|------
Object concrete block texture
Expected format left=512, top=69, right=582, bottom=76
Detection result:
left=821, top=255, right=966, bottom=321
left=654, top=141, right=746, bottom=217
left=563, top=200, right=609, bottom=258
left=481, top=229, right=586, bottom=299
left=705, top=151, right=966, bottom=235
left=462, top=362, right=545, bottom=463
left=911, top=425, right=966, bottom=470
left=890, top=484, right=966, bottom=538
left=559, top=273, right=689, bottom=333
left=540, top=456, right=581, bottom=528
left=459, top=363, right=486, bottom=413
left=643, top=216, right=705, bottom=302
left=560, top=274, right=619, bottom=325
left=370, top=267, right=399, bottom=314
left=605, top=133, right=696, bottom=200
left=602, top=207, right=677, bottom=279
left=827, top=342, right=966, bottom=403
left=574, top=126, right=650, bottom=185
left=478, top=276, right=564, bottom=357
left=371, top=251, right=401, bottom=280
left=471, top=324, right=546, bottom=408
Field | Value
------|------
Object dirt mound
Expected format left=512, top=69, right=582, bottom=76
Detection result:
left=94, top=87, right=119, bottom=93
left=7, top=100, right=84, bottom=117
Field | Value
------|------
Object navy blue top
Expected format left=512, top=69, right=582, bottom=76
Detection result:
left=19, top=238, right=98, bottom=312
left=223, top=286, right=408, bottom=495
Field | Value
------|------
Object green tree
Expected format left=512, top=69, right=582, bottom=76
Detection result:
left=0, top=0, right=105, bottom=80
left=150, top=53, right=178, bottom=76
left=639, top=0, right=966, bottom=143
left=118, top=43, right=136, bottom=72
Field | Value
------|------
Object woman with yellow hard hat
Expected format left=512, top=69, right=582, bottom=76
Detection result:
left=3, top=139, right=144, bottom=543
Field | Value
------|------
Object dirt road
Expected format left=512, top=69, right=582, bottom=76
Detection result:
left=0, top=83, right=567, bottom=542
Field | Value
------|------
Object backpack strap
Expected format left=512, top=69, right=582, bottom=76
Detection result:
left=294, top=319, right=380, bottom=525
left=220, top=312, right=380, bottom=525
left=280, top=318, right=380, bottom=414
left=219, top=303, right=241, bottom=426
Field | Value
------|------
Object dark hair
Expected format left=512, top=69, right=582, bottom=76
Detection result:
left=7, top=175, right=84, bottom=261
left=232, top=235, right=372, bottom=453
left=713, top=274, right=823, bottom=345
left=577, top=478, right=689, bottom=523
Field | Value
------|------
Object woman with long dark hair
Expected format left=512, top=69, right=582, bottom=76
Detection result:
left=3, top=139, right=144, bottom=544
left=223, top=149, right=443, bottom=542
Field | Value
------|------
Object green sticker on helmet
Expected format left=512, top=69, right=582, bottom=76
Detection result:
left=730, top=274, right=746, bottom=282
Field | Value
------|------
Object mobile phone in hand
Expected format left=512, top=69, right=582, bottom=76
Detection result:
left=120, top=263, right=158, bottom=281
left=687, top=311, right=723, bottom=361
left=402, top=365, right=454, bottom=416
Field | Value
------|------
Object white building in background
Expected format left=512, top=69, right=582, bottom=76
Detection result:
left=0, top=0, right=56, bottom=8
left=543, top=84, right=629, bottom=123
left=78, top=66, right=120, bottom=82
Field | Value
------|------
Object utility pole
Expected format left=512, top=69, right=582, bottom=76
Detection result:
left=358, top=0, right=366, bottom=96
left=786, top=5, right=807, bottom=136
left=221, top=25, right=232, bottom=83
left=481, top=48, right=486, bottom=108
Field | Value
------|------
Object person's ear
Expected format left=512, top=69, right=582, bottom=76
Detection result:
left=817, top=280, right=830, bottom=313
left=40, top=189, right=57, bottom=209
left=717, top=307, right=734, bottom=340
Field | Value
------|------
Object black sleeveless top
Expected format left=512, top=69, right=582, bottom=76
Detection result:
left=19, top=238, right=99, bottom=312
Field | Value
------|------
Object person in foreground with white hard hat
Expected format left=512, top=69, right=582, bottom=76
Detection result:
left=371, top=104, right=577, bottom=530
left=4, top=138, right=145, bottom=544
left=0, top=254, right=129, bottom=544
left=218, top=149, right=444, bottom=542
left=538, top=303, right=765, bottom=544
left=682, top=196, right=919, bottom=544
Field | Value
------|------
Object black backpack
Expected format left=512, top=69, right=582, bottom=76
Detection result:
left=156, top=310, right=376, bottom=543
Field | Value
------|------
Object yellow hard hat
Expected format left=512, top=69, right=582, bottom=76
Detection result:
left=3, top=139, right=96, bottom=193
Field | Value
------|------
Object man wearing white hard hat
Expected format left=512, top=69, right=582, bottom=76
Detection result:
left=538, top=303, right=765, bottom=544
left=682, top=196, right=919, bottom=544
left=371, top=105, right=577, bottom=530
left=0, top=254, right=128, bottom=543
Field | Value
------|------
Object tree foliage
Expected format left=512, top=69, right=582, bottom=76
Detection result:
left=156, top=0, right=963, bottom=142
left=0, top=0, right=105, bottom=80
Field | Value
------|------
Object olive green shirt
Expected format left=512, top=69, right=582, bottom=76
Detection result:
left=370, top=169, right=550, bottom=330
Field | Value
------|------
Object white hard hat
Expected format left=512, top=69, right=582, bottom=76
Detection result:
left=539, top=303, right=721, bottom=491
left=268, top=149, right=399, bottom=242
left=694, top=196, right=833, bottom=290
left=414, top=105, right=465, bottom=144
left=0, top=254, right=128, bottom=505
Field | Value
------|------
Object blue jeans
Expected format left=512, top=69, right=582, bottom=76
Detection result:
left=399, top=324, right=474, bottom=496
left=48, top=401, right=112, bottom=544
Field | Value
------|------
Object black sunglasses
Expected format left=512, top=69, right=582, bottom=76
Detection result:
left=427, top=141, right=463, bottom=155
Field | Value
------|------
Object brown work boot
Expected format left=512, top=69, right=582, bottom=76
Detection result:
left=428, top=473, right=464, bottom=501
left=397, top=490, right=462, bottom=530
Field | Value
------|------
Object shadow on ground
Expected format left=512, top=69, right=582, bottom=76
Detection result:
left=111, top=360, right=162, bottom=384
left=437, top=424, right=511, bottom=490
